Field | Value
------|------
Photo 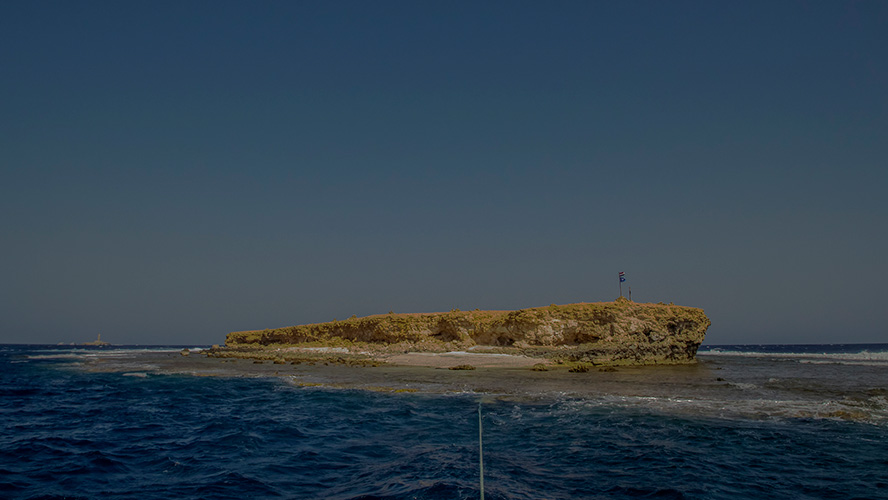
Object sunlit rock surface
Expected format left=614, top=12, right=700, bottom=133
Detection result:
left=226, top=298, right=710, bottom=366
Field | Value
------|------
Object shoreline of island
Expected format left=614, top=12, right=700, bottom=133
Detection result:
left=72, top=345, right=721, bottom=398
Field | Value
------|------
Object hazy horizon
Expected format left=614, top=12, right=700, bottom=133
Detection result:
left=2, top=1, right=886, bottom=345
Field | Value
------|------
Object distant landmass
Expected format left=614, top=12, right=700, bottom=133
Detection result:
left=80, top=334, right=109, bottom=346
left=223, top=298, right=710, bottom=366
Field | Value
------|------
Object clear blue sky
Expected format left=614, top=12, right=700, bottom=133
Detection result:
left=2, top=1, right=886, bottom=345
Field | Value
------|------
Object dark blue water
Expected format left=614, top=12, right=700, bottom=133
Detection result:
left=2, top=345, right=887, bottom=499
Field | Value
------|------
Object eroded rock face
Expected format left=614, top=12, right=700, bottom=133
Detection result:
left=226, top=298, right=711, bottom=365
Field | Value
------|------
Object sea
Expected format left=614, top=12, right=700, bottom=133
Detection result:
left=1, top=344, right=886, bottom=500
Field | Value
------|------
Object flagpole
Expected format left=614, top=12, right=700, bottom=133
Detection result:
left=619, top=274, right=622, bottom=298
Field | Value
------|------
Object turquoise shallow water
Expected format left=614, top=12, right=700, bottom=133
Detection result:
left=2, top=344, right=887, bottom=499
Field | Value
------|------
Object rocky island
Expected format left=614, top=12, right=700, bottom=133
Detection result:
left=211, top=298, right=710, bottom=369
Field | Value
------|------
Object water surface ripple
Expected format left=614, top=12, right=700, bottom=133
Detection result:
left=1, top=345, right=886, bottom=499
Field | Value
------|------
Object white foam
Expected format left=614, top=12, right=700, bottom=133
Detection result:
left=26, top=354, right=84, bottom=360
left=26, top=347, right=198, bottom=362
left=698, top=350, right=888, bottom=365
left=285, top=347, right=349, bottom=353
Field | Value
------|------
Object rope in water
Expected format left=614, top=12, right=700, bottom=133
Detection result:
left=479, top=403, right=485, bottom=500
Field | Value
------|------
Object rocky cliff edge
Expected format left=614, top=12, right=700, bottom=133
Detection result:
left=225, top=298, right=710, bottom=366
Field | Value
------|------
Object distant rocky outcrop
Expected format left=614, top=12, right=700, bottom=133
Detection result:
left=80, top=334, right=109, bottom=346
left=226, top=299, right=710, bottom=366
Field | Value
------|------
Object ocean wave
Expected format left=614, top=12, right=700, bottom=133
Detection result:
left=698, top=349, right=888, bottom=365
left=25, top=348, right=187, bottom=361
left=25, top=353, right=86, bottom=360
left=4, top=349, right=888, bottom=500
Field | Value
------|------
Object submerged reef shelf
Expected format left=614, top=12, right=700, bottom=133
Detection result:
left=222, top=298, right=710, bottom=366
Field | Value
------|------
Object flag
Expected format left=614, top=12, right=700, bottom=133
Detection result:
left=619, top=272, right=626, bottom=283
